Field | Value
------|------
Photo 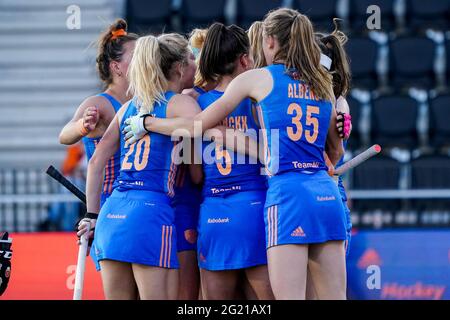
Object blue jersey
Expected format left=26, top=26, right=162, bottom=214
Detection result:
left=257, top=64, right=332, bottom=176
left=116, top=92, right=177, bottom=197
left=198, top=90, right=266, bottom=197
left=82, top=93, right=121, bottom=198
left=171, top=163, right=202, bottom=206
left=193, top=86, right=206, bottom=95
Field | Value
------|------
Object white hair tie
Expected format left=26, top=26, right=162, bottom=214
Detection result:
left=320, top=53, right=332, bottom=71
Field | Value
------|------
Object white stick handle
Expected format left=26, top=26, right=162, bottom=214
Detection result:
left=334, top=144, right=382, bottom=176
left=73, top=223, right=90, bottom=300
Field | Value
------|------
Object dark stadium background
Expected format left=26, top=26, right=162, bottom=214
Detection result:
left=1, top=0, right=449, bottom=299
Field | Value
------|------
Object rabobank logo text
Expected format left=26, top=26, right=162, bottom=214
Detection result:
left=207, top=218, right=230, bottom=224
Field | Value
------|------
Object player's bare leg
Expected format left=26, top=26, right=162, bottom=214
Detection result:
left=308, top=240, right=347, bottom=300
left=177, top=251, right=200, bottom=299
left=245, top=265, right=274, bottom=300
left=132, top=264, right=178, bottom=300
left=305, top=266, right=318, bottom=300
left=99, top=260, right=138, bottom=300
left=267, top=244, right=309, bottom=300
left=200, top=269, right=240, bottom=300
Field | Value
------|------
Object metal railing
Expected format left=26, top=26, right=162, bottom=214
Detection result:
left=1, top=168, right=449, bottom=232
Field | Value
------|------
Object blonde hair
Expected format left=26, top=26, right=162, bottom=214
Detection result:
left=263, top=8, right=334, bottom=102
left=189, top=29, right=212, bottom=88
left=247, top=21, right=267, bottom=68
left=189, top=28, right=208, bottom=50
left=188, top=28, right=210, bottom=89
left=127, top=33, right=189, bottom=113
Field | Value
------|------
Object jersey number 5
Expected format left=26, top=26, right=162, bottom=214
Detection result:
left=215, top=144, right=232, bottom=176
left=286, top=103, right=319, bottom=144
left=122, top=135, right=150, bottom=171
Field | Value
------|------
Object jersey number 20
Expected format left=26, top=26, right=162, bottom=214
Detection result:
left=286, top=103, right=319, bottom=143
left=122, top=135, right=150, bottom=171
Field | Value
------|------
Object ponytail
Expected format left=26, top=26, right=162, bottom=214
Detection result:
left=199, top=23, right=249, bottom=84
left=317, top=19, right=351, bottom=97
left=128, top=33, right=189, bottom=114
left=127, top=36, right=167, bottom=114
left=189, top=28, right=209, bottom=88
left=247, top=21, right=267, bottom=68
left=264, top=8, right=334, bottom=102
left=96, top=18, right=138, bottom=87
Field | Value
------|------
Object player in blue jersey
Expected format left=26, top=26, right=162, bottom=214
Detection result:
left=170, top=28, right=210, bottom=300
left=122, top=24, right=273, bottom=300
left=316, top=25, right=353, bottom=245
left=304, top=23, right=354, bottom=300
left=59, top=19, right=137, bottom=205
left=316, top=25, right=353, bottom=258
left=247, top=18, right=354, bottom=299
left=126, top=8, right=347, bottom=300
left=59, top=19, right=137, bottom=272
left=194, top=23, right=272, bottom=300
left=77, top=33, right=199, bottom=300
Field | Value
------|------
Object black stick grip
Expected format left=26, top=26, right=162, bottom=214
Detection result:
left=46, top=165, right=86, bottom=204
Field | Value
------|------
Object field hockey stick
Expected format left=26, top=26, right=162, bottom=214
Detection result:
left=334, top=144, right=381, bottom=176
left=46, top=165, right=90, bottom=300
left=73, top=222, right=90, bottom=300
left=46, top=165, right=86, bottom=204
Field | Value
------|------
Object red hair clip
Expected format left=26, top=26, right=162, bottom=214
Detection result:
left=111, top=29, right=127, bottom=40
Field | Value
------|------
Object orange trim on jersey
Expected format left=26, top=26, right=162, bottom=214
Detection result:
left=268, top=205, right=278, bottom=247
left=103, top=159, right=110, bottom=194
left=167, top=226, right=173, bottom=268
left=159, top=226, right=166, bottom=267
left=274, top=205, right=278, bottom=246
left=108, top=157, right=115, bottom=194
left=256, top=106, right=273, bottom=177
left=167, top=142, right=177, bottom=197
left=268, top=206, right=273, bottom=247
left=164, top=225, right=170, bottom=268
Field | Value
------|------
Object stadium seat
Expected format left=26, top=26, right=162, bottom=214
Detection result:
left=411, top=154, right=450, bottom=212
left=348, top=0, right=396, bottom=34
left=429, top=94, right=450, bottom=149
left=292, top=0, right=338, bottom=33
left=352, top=155, right=402, bottom=212
left=405, top=0, right=450, bottom=32
left=180, top=0, right=226, bottom=32
left=389, top=36, right=437, bottom=90
left=236, top=0, right=283, bottom=30
left=346, top=95, right=363, bottom=151
left=346, top=36, right=379, bottom=90
left=126, top=0, right=172, bottom=35
left=371, top=94, right=419, bottom=150
left=446, top=39, right=450, bottom=83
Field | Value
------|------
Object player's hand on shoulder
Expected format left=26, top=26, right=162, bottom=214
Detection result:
left=123, top=114, right=148, bottom=145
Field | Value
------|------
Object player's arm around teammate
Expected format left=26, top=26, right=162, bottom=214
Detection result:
left=138, top=9, right=346, bottom=300
left=78, top=33, right=201, bottom=300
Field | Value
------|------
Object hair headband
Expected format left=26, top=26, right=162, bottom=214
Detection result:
left=320, top=53, right=332, bottom=71
left=111, top=29, right=127, bottom=40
